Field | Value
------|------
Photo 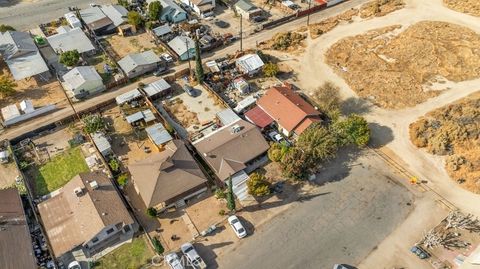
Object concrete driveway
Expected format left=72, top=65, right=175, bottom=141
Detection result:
left=215, top=148, right=414, bottom=269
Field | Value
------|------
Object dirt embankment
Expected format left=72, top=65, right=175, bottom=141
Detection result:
left=309, top=0, right=405, bottom=39
left=409, top=92, right=480, bottom=193
left=325, top=21, right=480, bottom=109
left=443, top=0, right=480, bottom=17
left=260, top=31, right=307, bottom=53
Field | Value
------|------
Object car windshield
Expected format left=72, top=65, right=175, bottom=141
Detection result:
left=184, top=246, right=194, bottom=253
left=231, top=219, right=238, bottom=224
left=238, top=228, right=245, bottom=234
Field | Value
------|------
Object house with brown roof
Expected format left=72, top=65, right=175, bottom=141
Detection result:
left=256, top=85, right=321, bottom=138
left=37, top=172, right=137, bottom=260
left=0, top=188, right=37, bottom=269
left=193, top=119, right=269, bottom=182
left=128, top=140, right=208, bottom=211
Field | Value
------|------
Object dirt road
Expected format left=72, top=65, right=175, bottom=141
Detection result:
left=0, top=0, right=370, bottom=142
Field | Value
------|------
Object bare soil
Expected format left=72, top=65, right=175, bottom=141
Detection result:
left=325, top=21, right=480, bottom=109
left=164, top=98, right=200, bottom=128
left=409, top=92, right=480, bottom=193
left=106, top=32, right=164, bottom=59
left=260, top=31, right=307, bottom=53
left=359, top=0, right=405, bottom=19
left=443, top=0, right=480, bottom=17
left=0, top=63, right=67, bottom=109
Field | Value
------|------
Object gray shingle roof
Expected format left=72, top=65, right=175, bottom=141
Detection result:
left=118, top=50, right=161, bottom=74
left=47, top=27, right=95, bottom=54
left=62, top=66, right=102, bottom=90
left=168, top=36, right=195, bottom=56
left=100, top=5, right=128, bottom=27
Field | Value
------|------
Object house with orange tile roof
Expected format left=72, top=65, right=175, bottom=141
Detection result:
left=256, top=85, right=321, bottom=138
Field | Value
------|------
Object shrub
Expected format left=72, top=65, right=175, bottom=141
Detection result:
left=214, top=188, right=226, bottom=199
left=146, top=207, right=158, bottom=218
left=218, top=209, right=226, bottom=216
left=247, top=173, right=271, bottom=196
left=82, top=114, right=105, bottom=134
left=263, top=62, right=279, bottom=77
left=59, top=50, right=80, bottom=67
left=332, top=114, right=371, bottom=147
left=151, top=237, right=164, bottom=254
left=109, top=158, right=120, bottom=172
left=117, top=174, right=128, bottom=186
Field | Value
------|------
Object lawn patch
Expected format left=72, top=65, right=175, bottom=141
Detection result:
left=35, top=146, right=89, bottom=196
left=95, top=236, right=154, bottom=269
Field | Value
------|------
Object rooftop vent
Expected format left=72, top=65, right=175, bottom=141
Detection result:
left=90, top=180, right=99, bottom=190
left=230, top=124, right=242, bottom=134
left=73, top=187, right=83, bottom=197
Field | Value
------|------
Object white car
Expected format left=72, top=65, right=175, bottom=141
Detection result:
left=268, top=131, right=284, bottom=143
left=68, top=261, right=81, bottom=269
left=162, top=53, right=174, bottom=63
left=228, top=215, right=247, bottom=238
left=180, top=243, right=206, bottom=269
left=165, top=253, right=184, bottom=269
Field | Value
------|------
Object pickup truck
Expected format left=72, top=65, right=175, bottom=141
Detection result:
left=181, top=243, right=207, bottom=269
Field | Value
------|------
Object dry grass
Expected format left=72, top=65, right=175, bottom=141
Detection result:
left=409, top=92, right=480, bottom=193
left=325, top=21, right=480, bottom=109
left=443, top=0, right=480, bottom=17
left=165, top=98, right=200, bottom=128
left=107, top=33, right=162, bottom=58
left=359, top=0, right=405, bottom=19
left=260, top=31, right=307, bottom=53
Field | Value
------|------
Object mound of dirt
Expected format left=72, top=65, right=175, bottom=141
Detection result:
left=261, top=31, right=307, bottom=52
left=359, top=0, right=405, bottom=19
left=309, top=8, right=358, bottom=39
left=409, top=92, right=480, bottom=193
left=325, top=21, right=480, bottom=109
left=443, top=0, right=480, bottom=17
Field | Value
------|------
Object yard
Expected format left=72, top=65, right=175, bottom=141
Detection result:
left=94, top=236, right=155, bottom=269
left=34, top=146, right=89, bottom=196
left=85, top=53, right=118, bottom=84
left=106, top=32, right=165, bottom=59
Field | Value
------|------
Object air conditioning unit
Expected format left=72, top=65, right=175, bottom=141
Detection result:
left=90, top=181, right=99, bottom=190
left=73, top=187, right=83, bottom=197
left=230, top=124, right=241, bottom=134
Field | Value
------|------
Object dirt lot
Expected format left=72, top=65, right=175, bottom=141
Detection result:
left=409, top=92, right=480, bottom=193
left=443, top=0, right=480, bottom=17
left=0, top=63, right=67, bottom=109
left=325, top=21, right=480, bottom=109
left=106, top=32, right=164, bottom=59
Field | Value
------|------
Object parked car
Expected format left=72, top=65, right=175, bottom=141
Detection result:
left=410, top=245, right=430, bottom=259
left=161, top=53, right=174, bottom=63
left=268, top=131, right=284, bottom=143
left=153, top=67, right=168, bottom=76
left=251, top=16, right=267, bottom=23
left=215, top=20, right=230, bottom=28
left=183, top=85, right=196, bottom=97
left=67, top=261, right=81, bottom=269
left=228, top=215, right=247, bottom=238
left=333, top=265, right=357, bottom=269
left=165, top=253, right=184, bottom=269
left=181, top=243, right=206, bottom=269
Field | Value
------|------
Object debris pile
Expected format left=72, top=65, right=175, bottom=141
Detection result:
left=261, top=31, right=307, bottom=52
left=443, top=0, right=480, bottom=17
left=326, top=21, right=480, bottom=109
left=359, top=0, right=405, bottom=19
left=409, top=92, right=480, bottom=193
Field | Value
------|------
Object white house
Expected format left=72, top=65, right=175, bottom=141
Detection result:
left=62, top=66, right=105, bottom=100
left=180, top=0, right=215, bottom=17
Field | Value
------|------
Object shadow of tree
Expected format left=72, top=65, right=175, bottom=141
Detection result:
left=314, top=146, right=363, bottom=186
left=341, top=97, right=373, bottom=115
left=368, top=123, right=394, bottom=149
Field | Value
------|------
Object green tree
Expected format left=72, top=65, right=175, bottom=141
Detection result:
left=194, top=37, right=204, bottom=83
left=332, top=114, right=371, bottom=147
left=0, top=24, right=15, bottom=33
left=117, top=0, right=129, bottom=8
left=148, top=1, right=163, bottom=21
left=0, top=76, right=17, bottom=98
left=59, top=50, right=80, bottom=67
left=267, top=142, right=289, bottom=162
left=151, top=238, right=164, bottom=254
left=117, top=174, right=128, bottom=186
left=247, top=173, right=271, bottom=196
left=146, top=207, right=158, bottom=218
left=109, top=158, right=120, bottom=172
left=280, top=147, right=311, bottom=180
left=82, top=114, right=105, bottom=134
left=263, top=62, right=279, bottom=77
left=296, top=123, right=338, bottom=161
left=128, top=11, right=144, bottom=29
left=226, top=177, right=236, bottom=211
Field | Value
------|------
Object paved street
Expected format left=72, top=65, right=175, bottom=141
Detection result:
left=0, top=0, right=113, bottom=31
left=213, top=149, right=414, bottom=269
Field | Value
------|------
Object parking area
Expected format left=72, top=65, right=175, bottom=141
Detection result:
left=216, top=148, right=416, bottom=268
left=160, top=79, right=225, bottom=139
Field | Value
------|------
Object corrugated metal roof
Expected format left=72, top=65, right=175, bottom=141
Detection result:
left=234, top=95, right=257, bottom=113
left=100, top=5, right=128, bottom=27
left=91, top=132, right=111, bottom=154
left=63, top=66, right=102, bottom=90
left=143, top=79, right=171, bottom=97
left=80, top=7, right=107, bottom=25
left=125, top=111, right=144, bottom=124
left=216, top=108, right=241, bottom=126
left=142, top=109, right=156, bottom=122
left=152, top=24, right=172, bottom=36
left=235, top=0, right=257, bottom=12
left=1, top=104, right=20, bottom=121
left=168, top=36, right=195, bottom=57
left=236, top=54, right=264, bottom=73
left=115, top=89, right=142, bottom=105
left=244, top=105, right=274, bottom=129
left=118, top=50, right=161, bottom=74
left=146, top=123, right=173, bottom=146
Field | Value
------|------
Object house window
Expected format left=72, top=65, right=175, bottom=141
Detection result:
left=123, top=225, right=131, bottom=233
left=91, top=237, right=99, bottom=244
left=106, top=228, right=115, bottom=234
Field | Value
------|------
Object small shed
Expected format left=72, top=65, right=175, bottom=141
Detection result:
left=236, top=54, right=264, bottom=76
left=143, top=79, right=171, bottom=98
left=234, top=95, right=257, bottom=113
left=115, top=89, right=142, bottom=105
left=0, top=150, right=10, bottom=163
left=1, top=104, right=20, bottom=121
left=232, top=77, right=249, bottom=95
left=20, top=100, right=34, bottom=114
left=91, top=132, right=112, bottom=157
left=146, top=123, right=173, bottom=148
left=152, top=24, right=172, bottom=37
left=216, top=108, right=241, bottom=126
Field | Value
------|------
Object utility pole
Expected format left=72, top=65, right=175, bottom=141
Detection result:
left=239, top=14, right=243, bottom=52
left=306, top=0, right=312, bottom=26
left=184, top=36, right=192, bottom=78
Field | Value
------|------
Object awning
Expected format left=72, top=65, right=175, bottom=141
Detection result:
left=244, top=105, right=273, bottom=129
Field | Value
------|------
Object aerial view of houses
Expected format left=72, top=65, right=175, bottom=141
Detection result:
left=1, top=0, right=480, bottom=269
